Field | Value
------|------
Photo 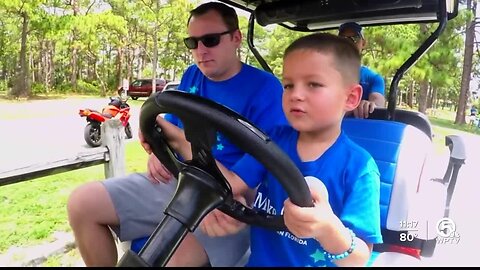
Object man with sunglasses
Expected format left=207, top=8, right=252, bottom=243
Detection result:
left=338, top=22, right=386, bottom=119
left=67, top=1, right=286, bottom=267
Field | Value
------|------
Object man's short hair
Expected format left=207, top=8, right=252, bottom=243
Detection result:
left=188, top=2, right=239, bottom=31
left=339, top=22, right=364, bottom=39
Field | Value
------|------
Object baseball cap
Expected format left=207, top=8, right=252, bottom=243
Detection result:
left=339, top=22, right=364, bottom=38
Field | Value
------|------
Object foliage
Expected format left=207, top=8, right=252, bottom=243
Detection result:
left=76, top=80, right=100, bottom=94
left=0, top=0, right=477, bottom=117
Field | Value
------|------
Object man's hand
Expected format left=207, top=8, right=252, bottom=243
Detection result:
left=353, top=100, right=376, bottom=119
left=146, top=153, right=173, bottom=184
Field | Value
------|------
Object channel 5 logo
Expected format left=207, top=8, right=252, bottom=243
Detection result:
left=436, top=218, right=460, bottom=244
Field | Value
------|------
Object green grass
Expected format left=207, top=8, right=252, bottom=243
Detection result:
left=429, top=116, right=480, bottom=135
left=426, top=108, right=480, bottom=153
left=0, top=142, right=148, bottom=253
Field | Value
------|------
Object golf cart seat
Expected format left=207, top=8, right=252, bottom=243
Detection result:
left=341, top=108, right=465, bottom=266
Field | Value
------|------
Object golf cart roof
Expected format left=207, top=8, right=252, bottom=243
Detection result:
left=220, top=0, right=458, bottom=32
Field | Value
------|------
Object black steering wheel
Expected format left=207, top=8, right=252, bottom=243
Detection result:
left=139, top=90, right=313, bottom=231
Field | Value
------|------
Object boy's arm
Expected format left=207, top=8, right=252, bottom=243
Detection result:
left=154, top=115, right=192, bottom=160
left=334, top=165, right=382, bottom=266
left=155, top=115, right=254, bottom=198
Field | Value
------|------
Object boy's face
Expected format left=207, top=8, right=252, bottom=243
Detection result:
left=281, top=49, right=361, bottom=133
left=187, top=10, right=242, bottom=81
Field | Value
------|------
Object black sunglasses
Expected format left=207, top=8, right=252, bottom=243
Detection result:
left=183, top=30, right=235, bottom=49
left=340, top=35, right=363, bottom=44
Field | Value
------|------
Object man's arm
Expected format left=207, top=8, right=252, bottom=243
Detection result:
left=353, top=69, right=385, bottom=119
left=368, top=71, right=385, bottom=108
left=368, top=92, right=385, bottom=108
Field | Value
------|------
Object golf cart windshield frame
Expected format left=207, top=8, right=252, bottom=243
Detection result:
left=220, top=0, right=458, bottom=120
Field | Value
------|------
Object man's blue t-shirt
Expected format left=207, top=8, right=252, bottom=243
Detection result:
left=231, top=125, right=383, bottom=267
left=360, top=65, right=385, bottom=101
left=164, top=63, right=287, bottom=169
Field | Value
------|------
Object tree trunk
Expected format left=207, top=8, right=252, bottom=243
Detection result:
left=431, top=87, right=438, bottom=109
left=115, top=47, right=123, bottom=89
left=106, top=46, right=111, bottom=80
left=152, top=27, right=158, bottom=94
left=40, top=40, right=46, bottom=86
left=408, top=80, right=415, bottom=108
left=69, top=0, right=80, bottom=92
left=12, top=11, right=30, bottom=98
left=30, top=49, right=35, bottom=84
left=139, top=33, right=148, bottom=79
left=427, top=84, right=435, bottom=109
left=398, top=88, right=402, bottom=106
left=47, top=41, right=54, bottom=91
left=88, top=54, right=96, bottom=81
left=127, top=46, right=133, bottom=82
left=418, top=80, right=429, bottom=114
left=455, top=0, right=476, bottom=124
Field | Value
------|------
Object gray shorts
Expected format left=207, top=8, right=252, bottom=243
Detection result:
left=103, top=173, right=250, bottom=267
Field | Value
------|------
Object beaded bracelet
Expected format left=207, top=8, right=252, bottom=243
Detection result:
left=323, top=228, right=356, bottom=261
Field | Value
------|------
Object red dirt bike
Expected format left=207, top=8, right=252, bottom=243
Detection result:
left=78, top=96, right=133, bottom=147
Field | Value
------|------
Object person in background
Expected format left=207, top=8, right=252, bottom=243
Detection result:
left=338, top=22, right=386, bottom=119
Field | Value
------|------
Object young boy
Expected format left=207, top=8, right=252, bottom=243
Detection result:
left=155, top=32, right=383, bottom=267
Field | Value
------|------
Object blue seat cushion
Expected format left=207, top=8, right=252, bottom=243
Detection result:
left=342, top=118, right=407, bottom=228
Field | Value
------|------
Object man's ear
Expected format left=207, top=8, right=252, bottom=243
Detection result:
left=232, top=29, right=242, bottom=48
left=360, top=38, right=367, bottom=50
left=345, top=84, right=362, bottom=112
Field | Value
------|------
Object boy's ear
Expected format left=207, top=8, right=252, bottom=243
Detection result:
left=345, top=84, right=362, bottom=112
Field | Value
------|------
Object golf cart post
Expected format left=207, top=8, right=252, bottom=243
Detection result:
left=117, top=0, right=466, bottom=267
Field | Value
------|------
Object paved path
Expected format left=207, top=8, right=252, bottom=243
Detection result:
left=0, top=97, right=141, bottom=173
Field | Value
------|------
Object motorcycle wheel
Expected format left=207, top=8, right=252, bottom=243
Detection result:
left=125, top=122, right=133, bottom=139
left=84, top=122, right=102, bottom=147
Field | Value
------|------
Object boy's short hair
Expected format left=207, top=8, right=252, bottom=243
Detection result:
left=284, top=33, right=361, bottom=85
left=188, top=1, right=239, bottom=31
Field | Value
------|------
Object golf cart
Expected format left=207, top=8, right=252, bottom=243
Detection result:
left=117, top=0, right=466, bottom=267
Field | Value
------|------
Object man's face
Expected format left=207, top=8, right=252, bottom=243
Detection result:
left=339, top=28, right=365, bottom=53
left=186, top=10, right=241, bottom=81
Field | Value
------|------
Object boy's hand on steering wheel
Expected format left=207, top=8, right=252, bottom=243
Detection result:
left=138, top=129, right=153, bottom=155
left=200, top=196, right=248, bottom=237
left=283, top=178, right=336, bottom=240
left=139, top=129, right=173, bottom=184
left=146, top=153, right=173, bottom=184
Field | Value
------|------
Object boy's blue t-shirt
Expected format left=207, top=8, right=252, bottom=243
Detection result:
left=360, top=65, right=385, bottom=101
left=164, top=63, right=287, bottom=169
left=231, top=125, right=383, bottom=267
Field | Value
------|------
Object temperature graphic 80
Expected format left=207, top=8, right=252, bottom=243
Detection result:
left=399, top=232, right=418, bottom=242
